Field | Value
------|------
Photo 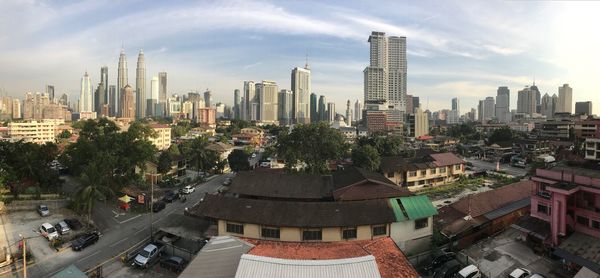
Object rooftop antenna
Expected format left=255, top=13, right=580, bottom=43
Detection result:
left=533, top=76, right=536, bottom=86
left=305, top=50, right=310, bottom=70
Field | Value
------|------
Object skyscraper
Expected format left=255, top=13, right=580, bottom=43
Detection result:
left=257, top=81, right=278, bottom=123
left=100, top=66, right=108, bottom=105
left=148, top=76, right=159, bottom=117
left=451, top=98, right=460, bottom=113
left=79, top=71, right=93, bottom=113
left=318, top=95, right=327, bottom=122
left=46, top=85, right=55, bottom=102
left=158, top=72, right=168, bottom=116
left=120, top=85, right=135, bottom=118
left=278, top=89, right=293, bottom=125
left=135, top=50, right=146, bottom=119
left=575, top=101, right=592, bottom=115
left=204, top=90, right=212, bottom=108
left=541, top=93, right=553, bottom=119
left=345, top=100, right=352, bottom=126
left=309, top=93, right=318, bottom=123
left=354, top=100, right=362, bottom=122
left=484, top=97, right=495, bottom=121
left=327, top=102, right=336, bottom=123
left=291, top=65, right=311, bottom=124
left=234, top=89, right=241, bottom=120
left=117, top=49, right=128, bottom=114
left=244, top=81, right=257, bottom=121
left=108, top=85, right=116, bottom=116
left=495, top=86, right=510, bottom=123
left=94, top=82, right=105, bottom=114
left=517, top=86, right=537, bottom=116
left=12, top=98, right=21, bottom=119
left=558, top=84, right=573, bottom=114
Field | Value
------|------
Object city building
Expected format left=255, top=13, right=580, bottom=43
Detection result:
left=278, top=89, right=293, bottom=126
left=406, top=107, right=428, bottom=138
left=318, top=95, right=327, bottom=122
left=147, top=123, right=171, bottom=151
left=310, top=93, right=318, bottom=123
left=204, top=89, right=212, bottom=108
left=244, top=81, right=257, bottom=121
left=197, top=107, right=216, bottom=126
left=100, top=66, right=108, bottom=109
left=79, top=71, right=93, bottom=113
left=446, top=110, right=460, bottom=125
left=12, top=98, right=21, bottom=119
left=558, top=84, right=573, bottom=114
left=575, top=101, right=593, bottom=116
left=167, top=95, right=182, bottom=118
left=327, top=102, right=336, bottom=123
left=234, top=89, right=241, bottom=120
left=381, top=150, right=465, bottom=189
left=256, top=81, right=278, bottom=124
left=7, top=119, right=64, bottom=144
left=46, top=85, right=55, bottom=102
left=187, top=167, right=437, bottom=255
left=108, top=85, right=116, bottom=116
left=135, top=49, right=146, bottom=119
left=541, top=93, right=558, bottom=119
left=365, top=110, right=387, bottom=134
left=120, top=85, right=135, bottom=119
left=291, top=65, right=311, bottom=124
left=147, top=76, right=158, bottom=117
left=345, top=100, right=352, bottom=126
left=575, top=118, right=600, bottom=139
left=354, top=100, right=363, bottom=122
left=496, top=86, right=510, bottom=123
left=517, top=86, right=538, bottom=117
left=117, top=48, right=128, bottom=114
left=451, top=97, right=460, bottom=114
left=584, top=138, right=600, bottom=161
left=157, top=72, right=167, bottom=116
left=539, top=121, right=574, bottom=140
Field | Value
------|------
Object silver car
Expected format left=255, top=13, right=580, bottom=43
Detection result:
left=37, top=205, right=49, bottom=217
left=55, top=221, right=70, bottom=235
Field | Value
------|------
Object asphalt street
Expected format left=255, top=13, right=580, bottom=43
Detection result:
left=8, top=174, right=229, bottom=278
left=464, top=158, right=530, bottom=177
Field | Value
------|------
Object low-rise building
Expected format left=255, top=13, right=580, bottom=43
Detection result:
left=7, top=119, right=64, bottom=144
left=206, top=142, right=234, bottom=161
left=585, top=138, right=600, bottom=161
left=574, top=117, right=600, bottom=140
left=538, top=120, right=574, bottom=140
left=381, top=150, right=466, bottom=189
left=148, top=123, right=171, bottom=151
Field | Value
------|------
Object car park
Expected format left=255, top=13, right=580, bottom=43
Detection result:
left=160, top=256, right=187, bottom=273
left=37, top=205, right=49, bottom=217
left=71, top=231, right=100, bottom=251
left=134, top=243, right=165, bottom=268
left=40, top=223, right=59, bottom=240
left=64, top=218, right=83, bottom=230
left=152, top=201, right=166, bottom=212
left=509, top=268, right=532, bottom=278
left=55, top=221, right=70, bottom=235
left=222, top=178, right=232, bottom=186
left=433, top=260, right=462, bottom=278
left=456, top=264, right=481, bottom=278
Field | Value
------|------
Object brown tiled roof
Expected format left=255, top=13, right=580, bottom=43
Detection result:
left=206, top=142, right=234, bottom=153
left=188, top=194, right=396, bottom=227
left=245, top=237, right=419, bottom=278
left=430, top=153, right=465, bottom=167
left=450, top=180, right=534, bottom=217
left=381, top=152, right=464, bottom=172
left=228, top=171, right=333, bottom=200
left=149, top=123, right=170, bottom=129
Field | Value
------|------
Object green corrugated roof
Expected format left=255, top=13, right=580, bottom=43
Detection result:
left=50, top=265, right=88, bottom=278
left=399, top=195, right=438, bottom=220
left=389, top=197, right=407, bottom=222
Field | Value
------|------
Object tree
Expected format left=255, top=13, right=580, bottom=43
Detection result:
left=276, top=122, right=348, bottom=174
left=157, top=151, right=172, bottom=175
left=488, top=127, right=513, bottom=145
left=181, top=136, right=219, bottom=175
left=58, top=130, right=72, bottom=139
left=357, top=136, right=403, bottom=156
left=167, top=144, right=181, bottom=156
left=227, top=149, right=250, bottom=172
left=352, top=145, right=381, bottom=172
left=74, top=156, right=115, bottom=223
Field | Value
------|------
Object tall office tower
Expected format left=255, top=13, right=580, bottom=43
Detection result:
left=363, top=32, right=407, bottom=115
left=234, top=89, right=241, bottom=120
left=158, top=72, right=167, bottom=116
left=495, top=86, right=510, bottom=123
left=354, top=100, right=362, bottom=122
left=309, top=93, right=318, bottom=123
left=469, top=108, right=476, bottom=122
left=278, top=89, right=293, bottom=125
left=46, top=85, right=55, bottom=102
left=94, top=82, right=105, bottom=114
left=148, top=76, right=159, bottom=117
left=100, top=66, right=108, bottom=104
left=117, top=48, right=128, bottom=114
left=204, top=90, right=213, bottom=108
left=484, top=97, right=495, bottom=121
left=256, top=81, right=278, bottom=123
left=58, top=93, right=68, bottom=106
left=541, top=94, right=553, bottom=119
left=318, top=95, right=327, bottom=122
left=478, top=100, right=484, bottom=123
left=79, top=71, right=93, bottom=112
left=575, top=101, right=593, bottom=115
left=108, top=86, right=116, bottom=116
left=291, top=65, right=311, bottom=124
left=23, top=92, right=34, bottom=119
left=240, top=96, right=246, bottom=121
left=412, top=96, right=420, bottom=111
left=345, top=100, right=352, bottom=126
left=327, top=102, right=336, bottom=123
left=12, top=98, right=21, bottom=119
left=120, top=85, right=135, bottom=118
left=135, top=50, right=146, bottom=119
left=243, top=81, right=257, bottom=121
left=451, top=97, right=460, bottom=113
left=517, top=86, right=537, bottom=116
left=406, top=95, right=413, bottom=114
left=558, top=84, right=573, bottom=114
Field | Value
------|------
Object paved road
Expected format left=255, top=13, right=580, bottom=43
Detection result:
left=11, top=174, right=229, bottom=278
left=464, top=158, right=529, bottom=177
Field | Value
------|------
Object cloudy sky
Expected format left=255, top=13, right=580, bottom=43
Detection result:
left=1, top=0, right=599, bottom=114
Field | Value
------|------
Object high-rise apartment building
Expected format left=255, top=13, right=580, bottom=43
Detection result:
left=558, top=84, right=573, bottom=114
left=451, top=97, right=460, bottom=113
left=46, top=85, right=55, bottom=102
left=278, top=89, right=293, bottom=126
left=79, top=71, right=93, bottom=113
left=234, top=89, right=241, bottom=120
left=345, top=100, right=352, bottom=126
left=541, top=93, right=556, bottom=119
left=318, top=95, right=327, bottom=122
left=257, top=81, right=278, bottom=124
left=117, top=49, right=128, bottom=114
left=495, top=86, right=510, bottom=123
left=408, top=107, right=428, bottom=137
left=100, top=66, right=108, bottom=104
left=291, top=66, right=311, bottom=124
left=136, top=50, right=146, bottom=119
left=12, top=98, right=21, bottom=119
left=158, top=72, right=168, bottom=116
left=204, top=90, right=213, bottom=108
left=327, top=102, right=336, bottom=123
left=484, top=97, right=495, bottom=121
left=148, top=76, right=159, bottom=117
left=517, top=86, right=537, bottom=116
left=575, top=101, right=593, bottom=116
left=309, top=93, right=318, bottom=123
left=120, top=85, right=135, bottom=118
left=94, top=82, right=105, bottom=115
left=244, top=81, right=257, bottom=121
left=354, top=100, right=362, bottom=122
left=108, top=86, right=116, bottom=116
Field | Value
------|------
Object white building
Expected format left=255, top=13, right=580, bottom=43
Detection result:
left=148, top=123, right=172, bottom=151
left=495, top=86, right=510, bottom=123
left=8, top=119, right=64, bottom=144
left=414, top=107, right=429, bottom=137
left=327, top=102, right=336, bottom=123
left=243, top=81, right=257, bottom=121
left=558, top=84, right=573, bottom=114
left=257, top=81, right=278, bottom=124
left=79, top=71, right=93, bottom=113
left=291, top=66, right=311, bottom=124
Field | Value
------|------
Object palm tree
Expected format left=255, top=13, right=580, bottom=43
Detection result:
left=75, top=159, right=114, bottom=224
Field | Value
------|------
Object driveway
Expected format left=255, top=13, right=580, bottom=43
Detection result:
left=464, top=158, right=529, bottom=177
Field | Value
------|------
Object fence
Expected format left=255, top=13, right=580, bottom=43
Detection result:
left=0, top=199, right=68, bottom=213
left=456, top=251, right=493, bottom=278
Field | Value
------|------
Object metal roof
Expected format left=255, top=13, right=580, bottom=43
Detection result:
left=398, top=195, right=438, bottom=220
left=234, top=254, right=381, bottom=278
left=483, top=197, right=530, bottom=220
left=50, top=265, right=87, bottom=278
left=389, top=198, right=407, bottom=222
left=179, top=236, right=254, bottom=278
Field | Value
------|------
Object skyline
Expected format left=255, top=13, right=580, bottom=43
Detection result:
left=1, top=0, right=600, bottom=114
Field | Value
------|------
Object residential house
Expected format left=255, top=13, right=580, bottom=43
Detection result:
left=381, top=150, right=466, bottom=189
left=206, top=142, right=234, bottom=161
left=585, top=138, right=600, bottom=161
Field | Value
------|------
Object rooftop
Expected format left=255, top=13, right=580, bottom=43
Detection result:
left=381, top=151, right=464, bottom=172
left=179, top=236, right=254, bottom=278
left=554, top=232, right=600, bottom=275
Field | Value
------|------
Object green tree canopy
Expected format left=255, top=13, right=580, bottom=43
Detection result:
left=488, top=127, right=513, bottom=145
left=357, top=135, right=403, bottom=156
left=0, top=141, right=60, bottom=194
left=352, top=145, right=381, bottom=172
left=276, top=122, right=348, bottom=174
left=227, top=149, right=250, bottom=172
left=180, top=136, right=220, bottom=175
left=157, top=151, right=173, bottom=175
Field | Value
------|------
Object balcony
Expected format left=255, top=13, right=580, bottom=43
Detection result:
left=536, top=191, right=552, bottom=200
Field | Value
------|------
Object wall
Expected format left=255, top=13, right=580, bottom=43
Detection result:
left=390, top=218, right=433, bottom=254
left=322, top=227, right=342, bottom=241
left=1, top=198, right=68, bottom=213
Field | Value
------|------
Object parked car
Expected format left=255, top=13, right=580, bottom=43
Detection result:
left=64, top=218, right=83, bottom=230
left=160, top=256, right=187, bottom=273
left=153, top=201, right=166, bottom=212
left=509, top=268, right=532, bottom=278
left=134, top=243, right=165, bottom=268
left=37, top=205, right=49, bottom=217
left=222, top=178, right=232, bottom=186
left=40, top=223, right=59, bottom=241
left=456, top=264, right=481, bottom=278
left=180, top=185, right=195, bottom=195
left=71, top=231, right=100, bottom=251
left=162, top=190, right=179, bottom=203
left=433, top=260, right=462, bottom=278
left=55, top=221, right=70, bottom=235
left=425, top=252, right=456, bottom=272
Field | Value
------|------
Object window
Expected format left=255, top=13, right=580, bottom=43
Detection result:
left=302, top=229, right=322, bottom=241
left=592, top=220, right=600, bottom=230
left=537, top=204, right=550, bottom=215
left=387, top=172, right=394, bottom=178
left=372, top=225, right=386, bottom=236
left=577, top=216, right=589, bottom=226
left=261, top=227, right=280, bottom=239
left=409, top=171, right=417, bottom=177
left=342, top=228, right=357, bottom=239
left=419, top=180, right=425, bottom=185
left=226, top=223, right=244, bottom=234
left=415, top=218, right=428, bottom=229
left=440, top=167, right=446, bottom=173
left=420, top=170, right=427, bottom=176
left=430, top=168, right=437, bottom=174
left=455, top=165, right=461, bottom=170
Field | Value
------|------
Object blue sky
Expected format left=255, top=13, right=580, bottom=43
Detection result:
left=1, top=0, right=600, bottom=114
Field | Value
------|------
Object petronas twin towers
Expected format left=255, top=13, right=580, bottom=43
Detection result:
left=116, top=48, right=146, bottom=119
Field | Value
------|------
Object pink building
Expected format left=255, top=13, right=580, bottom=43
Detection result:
left=530, top=166, right=600, bottom=246
left=197, top=107, right=216, bottom=125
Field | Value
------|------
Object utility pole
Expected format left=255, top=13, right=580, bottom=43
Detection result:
left=20, top=234, right=26, bottom=278
left=150, top=174, right=154, bottom=242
